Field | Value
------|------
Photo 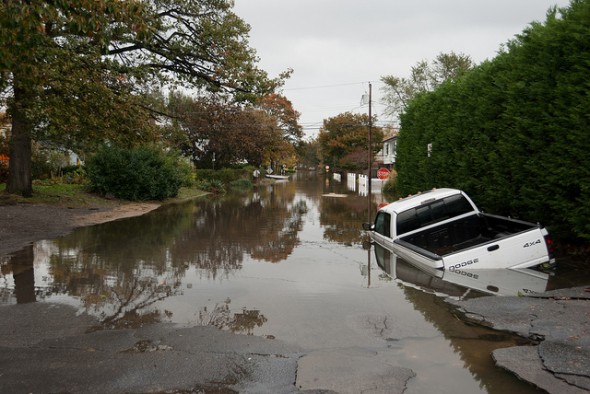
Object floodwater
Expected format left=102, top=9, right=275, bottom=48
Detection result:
left=1, top=173, right=587, bottom=393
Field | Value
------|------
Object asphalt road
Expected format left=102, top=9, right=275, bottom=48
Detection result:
left=0, top=302, right=415, bottom=394
left=2, top=287, right=588, bottom=393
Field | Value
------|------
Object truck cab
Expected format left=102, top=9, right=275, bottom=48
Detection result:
left=371, top=189, right=478, bottom=241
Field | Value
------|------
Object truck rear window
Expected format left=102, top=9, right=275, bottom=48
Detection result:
left=396, top=194, right=473, bottom=235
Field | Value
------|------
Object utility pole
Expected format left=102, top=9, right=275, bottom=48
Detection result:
left=367, top=82, right=372, bottom=222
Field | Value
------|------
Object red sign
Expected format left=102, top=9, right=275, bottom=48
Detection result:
left=377, top=167, right=390, bottom=180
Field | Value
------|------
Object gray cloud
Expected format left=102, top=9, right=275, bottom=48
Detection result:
left=234, top=0, right=571, bottom=136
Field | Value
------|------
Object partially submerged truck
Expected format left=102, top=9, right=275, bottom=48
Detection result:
left=363, top=188, right=555, bottom=271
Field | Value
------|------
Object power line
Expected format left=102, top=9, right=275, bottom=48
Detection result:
left=283, top=81, right=366, bottom=91
left=282, top=80, right=387, bottom=92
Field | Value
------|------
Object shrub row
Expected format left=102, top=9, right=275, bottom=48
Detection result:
left=396, top=0, right=590, bottom=240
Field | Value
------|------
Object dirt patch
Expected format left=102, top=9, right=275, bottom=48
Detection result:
left=0, top=202, right=160, bottom=257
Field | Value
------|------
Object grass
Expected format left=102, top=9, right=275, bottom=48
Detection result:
left=0, top=181, right=207, bottom=207
left=0, top=182, right=108, bottom=207
left=170, top=185, right=210, bottom=202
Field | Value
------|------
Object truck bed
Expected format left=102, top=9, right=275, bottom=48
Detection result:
left=399, top=213, right=538, bottom=256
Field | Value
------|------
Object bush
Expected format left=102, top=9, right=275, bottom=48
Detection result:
left=86, top=145, right=192, bottom=201
left=382, top=180, right=396, bottom=195
left=31, top=150, right=55, bottom=180
left=0, top=156, right=8, bottom=184
left=194, top=166, right=257, bottom=194
left=197, top=179, right=226, bottom=194
left=195, top=166, right=253, bottom=185
left=229, top=178, right=253, bottom=190
left=62, top=165, right=86, bottom=184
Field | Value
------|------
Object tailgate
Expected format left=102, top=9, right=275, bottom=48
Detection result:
left=443, top=228, right=550, bottom=270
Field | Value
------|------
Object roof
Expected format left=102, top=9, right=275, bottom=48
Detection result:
left=378, top=188, right=463, bottom=215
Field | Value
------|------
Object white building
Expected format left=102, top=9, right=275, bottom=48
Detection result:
left=376, top=133, right=398, bottom=170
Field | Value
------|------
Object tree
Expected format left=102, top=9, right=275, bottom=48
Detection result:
left=216, top=105, right=283, bottom=168
left=1, top=0, right=286, bottom=196
left=167, top=94, right=229, bottom=167
left=318, top=112, right=383, bottom=172
left=381, top=52, right=474, bottom=122
left=235, top=107, right=296, bottom=169
left=258, top=93, right=303, bottom=144
left=167, top=93, right=291, bottom=169
left=296, top=139, right=321, bottom=170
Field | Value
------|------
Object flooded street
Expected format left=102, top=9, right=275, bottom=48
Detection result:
left=1, top=173, right=588, bottom=393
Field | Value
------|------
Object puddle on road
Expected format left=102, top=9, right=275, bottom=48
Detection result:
left=1, top=174, right=586, bottom=394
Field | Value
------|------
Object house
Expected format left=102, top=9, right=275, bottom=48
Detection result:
left=0, top=112, right=9, bottom=138
left=375, top=132, right=398, bottom=170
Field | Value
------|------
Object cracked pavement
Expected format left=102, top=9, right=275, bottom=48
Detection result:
left=0, top=302, right=415, bottom=394
left=450, top=286, right=590, bottom=394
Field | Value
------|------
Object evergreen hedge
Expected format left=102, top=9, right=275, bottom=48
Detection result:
left=396, top=0, right=590, bottom=240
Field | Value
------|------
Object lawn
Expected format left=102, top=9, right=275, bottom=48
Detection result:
left=0, top=182, right=206, bottom=207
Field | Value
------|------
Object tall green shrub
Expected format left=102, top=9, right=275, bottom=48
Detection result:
left=396, top=0, right=590, bottom=240
left=86, top=145, right=191, bottom=201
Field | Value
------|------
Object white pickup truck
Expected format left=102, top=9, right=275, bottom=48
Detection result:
left=363, top=188, right=555, bottom=271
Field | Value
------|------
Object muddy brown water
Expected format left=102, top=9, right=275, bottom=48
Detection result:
left=1, top=173, right=588, bottom=393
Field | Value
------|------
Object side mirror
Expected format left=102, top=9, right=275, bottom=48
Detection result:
left=362, top=223, right=373, bottom=231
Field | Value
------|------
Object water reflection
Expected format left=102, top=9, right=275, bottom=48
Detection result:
left=372, top=243, right=550, bottom=298
left=0, top=178, right=371, bottom=326
left=1, top=245, right=36, bottom=304
left=198, top=298, right=267, bottom=335
left=398, top=284, right=538, bottom=394
left=370, top=243, right=546, bottom=394
left=320, top=193, right=367, bottom=245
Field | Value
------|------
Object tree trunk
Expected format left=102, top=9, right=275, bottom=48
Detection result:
left=11, top=244, right=36, bottom=304
left=6, top=75, right=34, bottom=197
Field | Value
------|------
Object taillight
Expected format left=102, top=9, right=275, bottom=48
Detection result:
left=544, top=234, right=555, bottom=258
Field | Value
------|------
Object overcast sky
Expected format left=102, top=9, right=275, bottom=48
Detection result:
left=233, top=0, right=571, bottom=138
